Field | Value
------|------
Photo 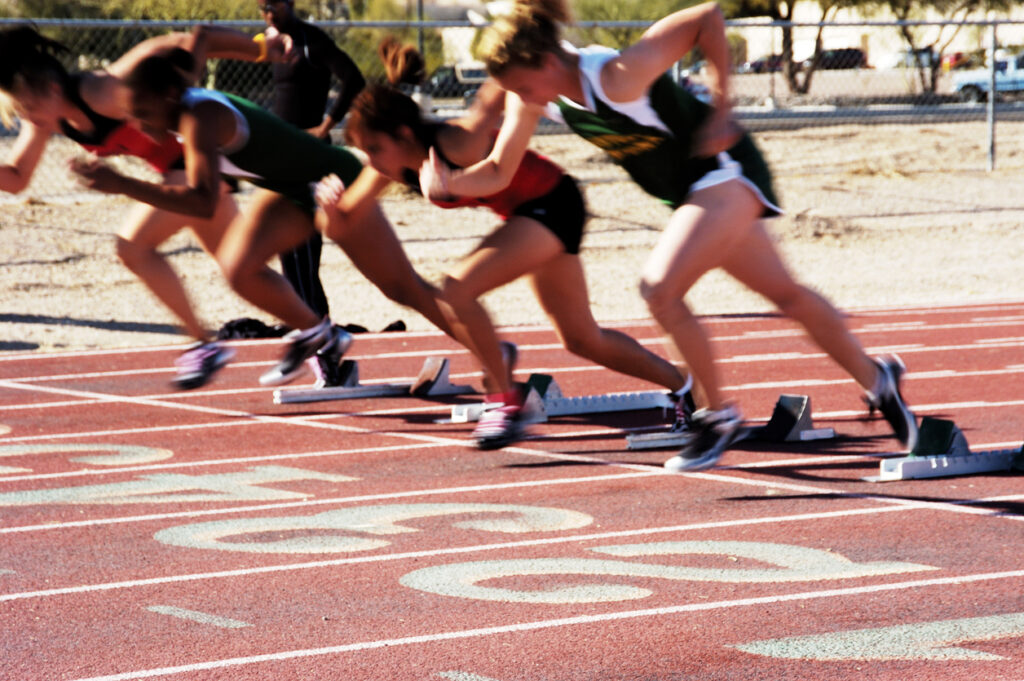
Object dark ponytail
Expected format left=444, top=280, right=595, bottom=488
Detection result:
left=125, top=49, right=194, bottom=97
left=0, top=25, right=70, bottom=93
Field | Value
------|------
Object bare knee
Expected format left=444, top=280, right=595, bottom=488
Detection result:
left=439, top=275, right=478, bottom=312
left=640, top=275, right=688, bottom=321
left=558, top=327, right=603, bottom=359
left=115, top=236, right=153, bottom=273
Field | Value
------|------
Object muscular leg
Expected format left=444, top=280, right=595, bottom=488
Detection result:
left=720, top=221, right=878, bottom=390
left=116, top=175, right=238, bottom=341
left=639, top=180, right=763, bottom=410
left=331, top=203, right=455, bottom=338
left=529, top=254, right=686, bottom=391
left=440, top=216, right=564, bottom=395
left=216, top=190, right=322, bottom=331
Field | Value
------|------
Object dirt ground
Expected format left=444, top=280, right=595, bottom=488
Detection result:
left=2, top=120, right=1024, bottom=354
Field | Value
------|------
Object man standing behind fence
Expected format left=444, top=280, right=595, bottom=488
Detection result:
left=257, top=0, right=366, bottom=320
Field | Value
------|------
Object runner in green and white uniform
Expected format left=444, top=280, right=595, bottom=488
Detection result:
left=178, top=87, right=362, bottom=212
left=436, top=0, right=918, bottom=471
left=75, top=49, right=453, bottom=388
left=549, top=42, right=780, bottom=215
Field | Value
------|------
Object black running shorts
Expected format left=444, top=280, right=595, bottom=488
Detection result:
left=511, top=174, right=586, bottom=255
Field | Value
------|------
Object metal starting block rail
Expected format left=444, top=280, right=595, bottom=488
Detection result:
left=627, top=393, right=835, bottom=451
left=273, top=356, right=473, bottom=405
left=865, top=416, right=1022, bottom=482
left=449, top=373, right=673, bottom=424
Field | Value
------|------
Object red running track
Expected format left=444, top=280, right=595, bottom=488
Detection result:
left=0, top=301, right=1022, bottom=681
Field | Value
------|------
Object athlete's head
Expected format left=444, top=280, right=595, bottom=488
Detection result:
left=258, top=0, right=296, bottom=31
left=124, top=49, right=194, bottom=141
left=0, top=26, right=72, bottom=128
left=477, top=0, right=572, bottom=105
left=344, top=38, right=429, bottom=180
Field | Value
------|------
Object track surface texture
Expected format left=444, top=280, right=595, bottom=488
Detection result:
left=1, top=302, right=1022, bottom=681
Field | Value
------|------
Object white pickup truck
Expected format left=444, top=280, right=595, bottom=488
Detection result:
left=953, top=53, right=1024, bottom=102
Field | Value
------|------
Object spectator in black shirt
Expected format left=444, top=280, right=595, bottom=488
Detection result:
left=258, top=0, right=366, bottom=319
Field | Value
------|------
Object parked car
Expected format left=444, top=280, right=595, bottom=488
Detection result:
left=426, top=63, right=487, bottom=99
left=804, top=48, right=867, bottom=70
left=742, top=54, right=784, bottom=74
left=952, top=52, right=1024, bottom=102
left=942, top=51, right=970, bottom=71
left=878, top=48, right=936, bottom=70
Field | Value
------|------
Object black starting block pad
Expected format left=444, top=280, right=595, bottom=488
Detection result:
left=740, top=394, right=836, bottom=443
left=450, top=373, right=673, bottom=424
left=865, top=416, right=1022, bottom=482
left=273, top=356, right=473, bottom=405
left=627, top=393, right=834, bottom=451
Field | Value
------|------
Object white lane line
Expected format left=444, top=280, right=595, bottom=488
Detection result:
left=0, top=442, right=452, bottom=483
left=65, top=567, right=1024, bottom=681
left=146, top=605, right=251, bottom=629
left=0, top=471, right=658, bottom=534
left=0, top=505, right=913, bottom=602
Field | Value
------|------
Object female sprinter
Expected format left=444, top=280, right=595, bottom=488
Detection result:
left=0, top=26, right=271, bottom=388
left=424, top=0, right=917, bottom=468
left=72, top=49, right=454, bottom=388
left=316, top=38, right=689, bottom=449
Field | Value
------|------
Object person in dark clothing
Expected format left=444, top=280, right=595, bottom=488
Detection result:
left=258, top=0, right=367, bottom=319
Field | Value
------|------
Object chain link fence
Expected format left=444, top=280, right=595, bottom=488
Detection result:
left=3, top=17, right=1024, bottom=200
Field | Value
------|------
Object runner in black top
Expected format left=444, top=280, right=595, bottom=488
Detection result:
left=258, top=0, right=367, bottom=320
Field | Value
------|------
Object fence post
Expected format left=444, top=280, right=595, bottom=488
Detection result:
left=987, top=20, right=997, bottom=171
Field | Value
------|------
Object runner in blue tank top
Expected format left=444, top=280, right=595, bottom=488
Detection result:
left=429, top=0, right=918, bottom=470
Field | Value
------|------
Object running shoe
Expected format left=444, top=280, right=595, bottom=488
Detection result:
left=308, top=326, right=354, bottom=387
left=259, top=320, right=335, bottom=386
left=172, top=341, right=235, bottom=390
left=474, top=403, right=525, bottom=450
left=663, top=404, right=744, bottom=472
left=670, top=386, right=697, bottom=434
left=865, top=354, right=919, bottom=451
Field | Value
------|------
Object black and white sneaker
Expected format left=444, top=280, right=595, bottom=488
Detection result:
left=865, top=354, right=918, bottom=451
left=670, top=385, right=697, bottom=434
left=173, top=341, right=234, bottom=390
left=664, top=404, right=743, bottom=472
left=260, top=320, right=338, bottom=386
left=308, top=326, right=354, bottom=387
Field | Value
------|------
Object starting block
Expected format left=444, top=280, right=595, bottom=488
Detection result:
left=865, top=416, right=1022, bottom=482
left=740, top=394, right=836, bottom=443
left=627, top=393, right=834, bottom=451
left=450, top=373, right=673, bottom=424
left=273, top=356, right=473, bottom=404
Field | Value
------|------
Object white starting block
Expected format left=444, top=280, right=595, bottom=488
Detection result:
left=627, top=393, right=834, bottom=451
left=273, top=356, right=473, bottom=404
left=450, top=373, right=673, bottom=424
left=865, top=416, right=1022, bottom=482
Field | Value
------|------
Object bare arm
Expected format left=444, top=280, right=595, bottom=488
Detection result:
left=71, top=108, right=222, bottom=218
left=439, top=79, right=508, bottom=162
left=0, top=121, right=53, bottom=194
left=430, top=91, right=544, bottom=198
left=105, top=31, right=199, bottom=81
left=601, top=2, right=730, bottom=107
left=315, top=166, right=392, bottom=241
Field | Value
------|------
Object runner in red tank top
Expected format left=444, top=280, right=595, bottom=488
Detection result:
left=316, top=38, right=689, bottom=450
